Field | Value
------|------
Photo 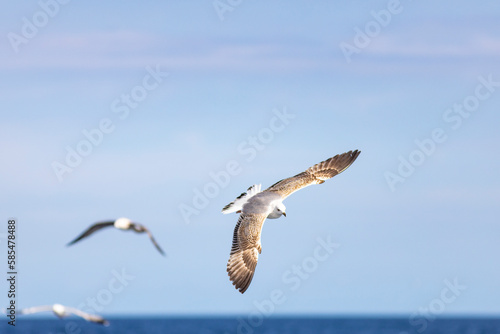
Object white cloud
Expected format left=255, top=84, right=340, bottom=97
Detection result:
left=367, top=32, right=500, bottom=58
left=1, top=31, right=334, bottom=72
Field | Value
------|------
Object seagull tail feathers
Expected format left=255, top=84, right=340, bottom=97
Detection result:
left=222, top=184, right=262, bottom=214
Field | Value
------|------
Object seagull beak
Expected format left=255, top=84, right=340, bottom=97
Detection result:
left=283, top=212, right=286, bottom=217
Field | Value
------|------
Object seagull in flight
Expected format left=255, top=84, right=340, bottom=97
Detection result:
left=223, top=150, right=361, bottom=293
left=67, top=217, right=166, bottom=256
left=18, top=304, right=109, bottom=326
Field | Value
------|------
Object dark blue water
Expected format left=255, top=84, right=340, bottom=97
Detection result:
left=2, top=317, right=500, bottom=334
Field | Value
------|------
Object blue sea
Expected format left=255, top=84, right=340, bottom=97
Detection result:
left=2, top=317, right=500, bottom=334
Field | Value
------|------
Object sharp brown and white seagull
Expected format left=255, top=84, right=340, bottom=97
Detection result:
left=18, top=304, right=109, bottom=326
left=67, top=217, right=166, bottom=256
left=223, top=150, right=361, bottom=293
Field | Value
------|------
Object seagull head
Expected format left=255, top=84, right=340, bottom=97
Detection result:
left=114, top=217, right=132, bottom=230
left=268, top=202, right=287, bottom=219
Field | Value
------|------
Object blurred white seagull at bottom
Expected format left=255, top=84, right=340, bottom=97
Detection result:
left=18, top=304, right=109, bottom=326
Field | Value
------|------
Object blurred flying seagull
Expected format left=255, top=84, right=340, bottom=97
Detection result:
left=223, top=150, right=361, bottom=293
left=18, top=304, right=109, bottom=326
left=67, top=217, right=166, bottom=256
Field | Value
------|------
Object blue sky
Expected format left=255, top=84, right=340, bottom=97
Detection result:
left=1, top=0, right=500, bottom=318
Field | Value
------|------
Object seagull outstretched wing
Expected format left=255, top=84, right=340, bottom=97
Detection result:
left=227, top=213, right=268, bottom=293
left=265, top=150, right=361, bottom=199
left=66, top=221, right=115, bottom=246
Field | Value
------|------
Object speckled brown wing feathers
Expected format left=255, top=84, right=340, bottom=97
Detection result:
left=265, top=150, right=360, bottom=199
left=227, top=213, right=268, bottom=293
